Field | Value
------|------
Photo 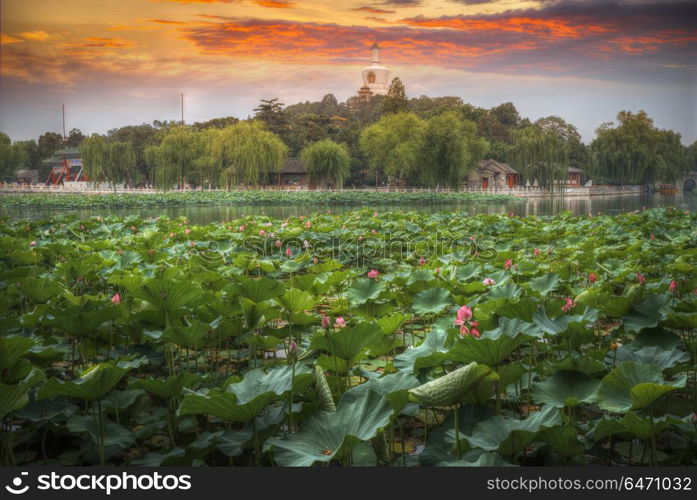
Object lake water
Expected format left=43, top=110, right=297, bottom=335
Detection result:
left=3, top=192, right=696, bottom=224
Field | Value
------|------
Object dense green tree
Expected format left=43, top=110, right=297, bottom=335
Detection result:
left=65, top=128, right=86, bottom=147
left=14, top=140, right=41, bottom=171
left=511, top=125, right=569, bottom=192
left=409, top=96, right=465, bottom=119
left=300, top=139, right=351, bottom=189
left=0, top=133, right=17, bottom=179
left=382, top=77, right=408, bottom=115
left=82, top=135, right=136, bottom=189
left=38, top=132, right=64, bottom=160
left=359, top=112, right=424, bottom=186
left=107, top=124, right=158, bottom=183
left=419, top=112, right=489, bottom=189
left=590, top=110, right=687, bottom=184
left=254, top=98, right=288, bottom=136
left=536, top=116, right=588, bottom=171
left=213, top=121, right=288, bottom=188
left=108, top=142, right=137, bottom=186
left=145, top=127, right=202, bottom=190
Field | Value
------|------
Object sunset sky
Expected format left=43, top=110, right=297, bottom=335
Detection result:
left=1, top=0, right=695, bottom=143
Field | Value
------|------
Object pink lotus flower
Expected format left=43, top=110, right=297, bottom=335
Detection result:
left=288, top=339, right=298, bottom=353
left=334, top=316, right=346, bottom=328
left=588, top=272, right=598, bottom=283
left=29, top=240, right=36, bottom=247
left=459, top=325, right=469, bottom=337
left=504, top=259, right=512, bottom=270
left=561, top=297, right=575, bottom=313
left=669, top=279, right=677, bottom=292
left=533, top=248, right=540, bottom=256
left=358, top=235, right=364, bottom=241
left=455, top=305, right=473, bottom=325
left=275, top=240, right=282, bottom=248
left=259, top=230, right=266, bottom=236
left=239, top=225, right=245, bottom=231
left=305, top=221, right=312, bottom=229
left=435, top=267, right=441, bottom=274
left=373, top=211, right=378, bottom=217
left=285, top=247, right=293, bottom=257
left=321, top=314, right=331, bottom=329
left=689, top=412, right=697, bottom=424
left=130, top=226, right=136, bottom=231
left=470, top=327, right=481, bottom=338
left=636, top=272, right=646, bottom=285
left=312, top=257, right=319, bottom=265
left=482, top=278, right=496, bottom=286
left=371, top=229, right=378, bottom=234
left=367, top=269, right=379, bottom=279
left=111, top=293, right=121, bottom=305
left=650, top=233, right=655, bottom=241
left=418, top=256, right=426, bottom=266
left=169, top=232, right=175, bottom=238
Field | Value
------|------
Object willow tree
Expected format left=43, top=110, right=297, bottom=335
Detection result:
left=80, top=135, right=110, bottom=184
left=216, top=121, right=288, bottom=188
left=146, top=127, right=202, bottom=190
left=300, top=139, right=351, bottom=189
left=511, top=125, right=569, bottom=194
left=359, top=112, right=425, bottom=187
left=419, top=111, right=489, bottom=189
left=590, top=111, right=686, bottom=184
left=108, top=142, right=137, bottom=186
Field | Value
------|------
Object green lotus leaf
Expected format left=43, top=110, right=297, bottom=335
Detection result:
left=538, top=425, right=584, bottom=459
left=314, top=366, right=336, bottom=413
left=0, top=335, right=34, bottom=375
left=412, top=287, right=453, bottom=316
left=619, top=411, right=687, bottom=440
left=230, top=277, right=285, bottom=303
left=528, top=273, right=561, bottom=296
left=311, top=323, right=383, bottom=364
left=67, top=414, right=135, bottom=459
left=607, top=345, right=689, bottom=370
left=19, top=277, right=65, bottom=303
left=623, top=294, right=669, bottom=333
left=276, top=288, right=315, bottom=315
left=39, top=362, right=131, bottom=402
left=178, top=364, right=311, bottom=422
left=346, top=278, right=385, bottom=305
left=268, top=389, right=394, bottom=466
left=408, top=361, right=497, bottom=407
left=531, top=370, right=600, bottom=408
left=597, top=361, right=687, bottom=413
left=463, top=405, right=562, bottom=457
left=394, top=324, right=449, bottom=373
left=131, top=372, right=203, bottom=400
left=134, top=278, right=203, bottom=312
left=162, top=319, right=211, bottom=349
left=445, top=327, right=529, bottom=366
left=377, top=312, right=408, bottom=335
left=0, top=367, right=45, bottom=420
left=345, top=371, right=419, bottom=413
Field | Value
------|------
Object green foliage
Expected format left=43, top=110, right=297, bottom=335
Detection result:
left=300, top=139, right=351, bottom=188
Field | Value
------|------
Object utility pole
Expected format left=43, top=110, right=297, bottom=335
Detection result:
left=62, top=104, right=66, bottom=139
left=181, top=93, right=184, bottom=125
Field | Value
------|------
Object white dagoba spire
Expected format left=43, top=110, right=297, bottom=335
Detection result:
left=360, top=42, right=389, bottom=96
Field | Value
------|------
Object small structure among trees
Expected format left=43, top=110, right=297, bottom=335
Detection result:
left=467, top=159, right=520, bottom=189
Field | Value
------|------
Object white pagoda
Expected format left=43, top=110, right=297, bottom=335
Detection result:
left=358, top=42, right=389, bottom=98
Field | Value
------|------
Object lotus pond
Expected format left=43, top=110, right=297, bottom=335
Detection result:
left=1, top=208, right=696, bottom=467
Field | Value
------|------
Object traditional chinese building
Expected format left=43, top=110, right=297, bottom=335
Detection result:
left=467, top=159, right=521, bottom=189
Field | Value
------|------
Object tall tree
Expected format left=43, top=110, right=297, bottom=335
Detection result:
left=145, top=127, right=202, bottom=190
left=590, top=110, right=687, bottom=184
left=419, top=112, right=489, bottom=189
left=301, top=139, right=351, bottom=189
left=254, top=98, right=288, bottom=136
left=511, top=125, right=569, bottom=192
left=66, top=128, right=86, bottom=147
left=214, top=121, right=288, bottom=188
left=382, top=77, right=408, bottom=115
left=0, top=133, right=17, bottom=179
left=80, top=135, right=110, bottom=184
left=359, top=112, right=424, bottom=186
left=38, top=132, right=64, bottom=160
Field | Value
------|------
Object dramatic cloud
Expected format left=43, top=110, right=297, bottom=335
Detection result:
left=353, top=6, right=397, bottom=15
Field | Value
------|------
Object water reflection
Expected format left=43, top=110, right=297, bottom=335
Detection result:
left=4, top=192, right=695, bottom=224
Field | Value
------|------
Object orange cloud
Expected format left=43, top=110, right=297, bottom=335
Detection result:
left=1, top=34, right=23, bottom=45
left=353, top=6, right=396, bottom=15
left=255, top=0, right=295, bottom=7
left=147, top=19, right=190, bottom=25
left=18, top=30, right=54, bottom=41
